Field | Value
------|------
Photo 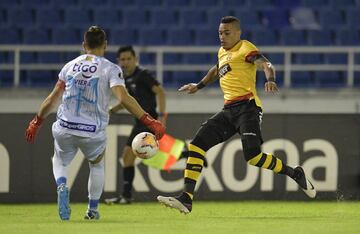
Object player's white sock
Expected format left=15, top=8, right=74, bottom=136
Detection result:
left=52, top=154, right=69, bottom=186
left=88, top=158, right=105, bottom=208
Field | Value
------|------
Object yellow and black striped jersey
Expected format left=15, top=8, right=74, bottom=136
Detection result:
left=217, top=40, right=262, bottom=108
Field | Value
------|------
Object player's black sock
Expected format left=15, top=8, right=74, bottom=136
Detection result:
left=183, top=144, right=206, bottom=200
left=122, top=166, right=134, bottom=198
left=247, top=152, right=295, bottom=177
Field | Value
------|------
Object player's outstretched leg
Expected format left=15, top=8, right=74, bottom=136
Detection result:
left=292, top=166, right=316, bottom=198
left=57, top=183, right=71, bottom=220
left=84, top=208, right=100, bottom=220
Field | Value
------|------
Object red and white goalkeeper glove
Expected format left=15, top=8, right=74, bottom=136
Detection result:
left=25, top=115, right=44, bottom=143
left=140, top=113, right=165, bottom=140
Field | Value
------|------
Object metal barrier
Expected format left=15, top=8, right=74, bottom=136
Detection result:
left=1, top=45, right=360, bottom=88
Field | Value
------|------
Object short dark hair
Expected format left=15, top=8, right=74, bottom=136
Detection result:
left=116, top=45, right=136, bottom=58
left=84, top=26, right=106, bottom=49
left=220, top=16, right=240, bottom=29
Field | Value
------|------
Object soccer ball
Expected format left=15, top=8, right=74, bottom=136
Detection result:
left=131, top=132, right=159, bottom=159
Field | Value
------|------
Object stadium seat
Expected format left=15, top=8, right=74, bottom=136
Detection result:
left=248, top=0, right=275, bottom=9
left=52, top=28, right=80, bottom=45
left=220, top=0, right=247, bottom=7
left=138, top=29, right=166, bottom=45
left=38, top=52, right=62, bottom=64
left=20, top=0, right=50, bottom=7
left=264, top=53, right=284, bottom=65
left=354, top=72, right=360, bottom=87
left=290, top=8, right=320, bottom=30
left=122, top=9, right=149, bottom=26
left=138, top=53, right=155, bottom=65
left=109, top=28, right=138, bottom=45
left=301, top=0, right=330, bottom=8
left=194, top=28, right=219, bottom=45
left=329, top=0, right=355, bottom=9
left=107, top=0, right=134, bottom=8
left=261, top=10, right=290, bottom=29
left=93, top=8, right=120, bottom=28
left=251, top=29, right=277, bottom=45
left=21, top=52, right=37, bottom=64
left=0, top=0, right=19, bottom=6
left=280, top=29, right=307, bottom=45
left=293, top=54, right=323, bottom=64
left=167, top=28, right=193, bottom=45
left=64, top=8, right=92, bottom=27
left=0, top=28, right=21, bottom=44
left=355, top=54, right=360, bottom=64
left=164, top=54, right=183, bottom=64
left=51, top=0, right=77, bottom=7
left=324, top=54, right=347, bottom=64
left=7, top=8, right=34, bottom=27
left=180, top=9, right=207, bottom=27
left=134, top=0, right=162, bottom=7
left=163, top=0, right=190, bottom=7
left=23, top=28, right=51, bottom=45
left=346, top=9, right=360, bottom=29
left=335, top=30, right=360, bottom=45
left=274, top=0, right=301, bottom=8
left=0, top=71, right=14, bottom=86
left=291, top=72, right=314, bottom=88
left=307, top=30, right=333, bottom=45
left=23, top=70, right=57, bottom=87
left=172, top=71, right=200, bottom=86
left=78, top=0, right=107, bottom=6
left=183, top=54, right=212, bottom=64
left=319, top=10, right=346, bottom=30
left=234, top=10, right=263, bottom=29
left=35, top=8, right=63, bottom=28
left=151, top=9, right=179, bottom=28
left=207, top=9, right=233, bottom=26
left=314, top=71, right=346, bottom=87
left=192, top=0, right=218, bottom=7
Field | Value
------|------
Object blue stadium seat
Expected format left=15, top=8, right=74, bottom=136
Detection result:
left=163, top=0, right=190, bottom=7
left=329, top=0, right=355, bottom=9
left=194, top=29, right=219, bottom=45
left=78, top=0, right=108, bottom=6
left=207, top=9, right=233, bottom=26
left=274, top=0, right=301, bottom=8
left=122, top=9, right=149, bottom=26
left=291, top=72, right=314, bottom=88
left=167, top=28, right=193, bottom=45
left=314, top=71, right=346, bottom=87
left=307, top=30, right=333, bottom=45
left=346, top=9, right=360, bottom=29
left=64, top=8, right=92, bottom=27
left=324, top=54, right=347, bottom=64
left=193, top=0, right=218, bottom=7
left=23, top=28, right=51, bottom=44
left=21, top=52, right=37, bottom=64
left=335, top=30, right=360, bottom=45
left=0, top=71, right=14, bottom=86
left=138, top=29, right=166, bottom=45
left=0, top=28, right=21, bottom=44
left=36, top=8, right=63, bottom=27
left=293, top=54, right=323, bottom=64
left=51, top=0, right=77, bottom=7
left=164, top=54, right=183, bottom=64
left=109, top=28, right=138, bottom=45
left=180, top=9, right=207, bottom=27
left=20, top=0, right=50, bottom=7
left=138, top=53, right=155, bottom=65
left=264, top=53, right=284, bottom=64
left=183, top=54, right=212, bottom=64
left=93, top=8, right=120, bottom=28
left=172, top=71, right=200, bottom=86
left=0, top=0, right=19, bottom=6
left=248, top=0, right=275, bottom=9
left=135, top=0, right=162, bottom=7
left=354, top=72, right=360, bottom=87
left=261, top=10, right=290, bottom=28
left=107, top=0, right=134, bottom=8
left=301, top=0, right=330, bottom=8
left=234, top=11, right=263, bottom=29
left=220, top=0, right=247, bottom=7
left=151, top=9, right=179, bottom=28
left=289, top=8, right=319, bottom=30
left=280, top=29, right=307, bottom=45
left=38, top=52, right=62, bottom=64
left=7, top=8, right=34, bottom=27
left=251, top=29, right=277, bottom=45
left=23, top=70, right=57, bottom=87
left=319, top=10, right=346, bottom=30
left=355, top=54, right=360, bottom=64
left=52, top=28, right=80, bottom=44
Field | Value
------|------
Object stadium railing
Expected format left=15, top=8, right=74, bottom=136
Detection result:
left=0, top=45, right=359, bottom=88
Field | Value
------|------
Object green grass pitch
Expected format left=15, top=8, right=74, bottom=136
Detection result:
left=0, top=202, right=359, bottom=234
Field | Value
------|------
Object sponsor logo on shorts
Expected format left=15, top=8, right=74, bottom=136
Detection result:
left=59, top=119, right=96, bottom=132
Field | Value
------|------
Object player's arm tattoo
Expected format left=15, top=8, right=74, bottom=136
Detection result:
left=253, top=54, right=276, bottom=82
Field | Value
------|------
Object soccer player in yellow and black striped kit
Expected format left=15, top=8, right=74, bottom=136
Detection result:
left=157, top=16, right=316, bottom=214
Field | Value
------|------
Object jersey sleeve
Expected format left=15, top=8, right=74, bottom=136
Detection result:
left=141, top=70, right=160, bottom=88
left=244, top=41, right=260, bottom=63
left=108, top=64, right=125, bottom=88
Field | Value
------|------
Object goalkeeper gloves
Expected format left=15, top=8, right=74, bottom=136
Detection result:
left=140, top=113, right=165, bottom=140
left=25, top=115, right=44, bottom=143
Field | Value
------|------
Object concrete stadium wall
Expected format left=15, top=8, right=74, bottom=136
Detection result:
left=0, top=113, right=359, bottom=203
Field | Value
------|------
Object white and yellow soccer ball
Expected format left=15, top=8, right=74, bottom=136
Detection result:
left=131, top=132, right=159, bottom=159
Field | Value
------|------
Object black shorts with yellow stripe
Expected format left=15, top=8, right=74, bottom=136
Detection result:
left=191, top=99, right=263, bottom=160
